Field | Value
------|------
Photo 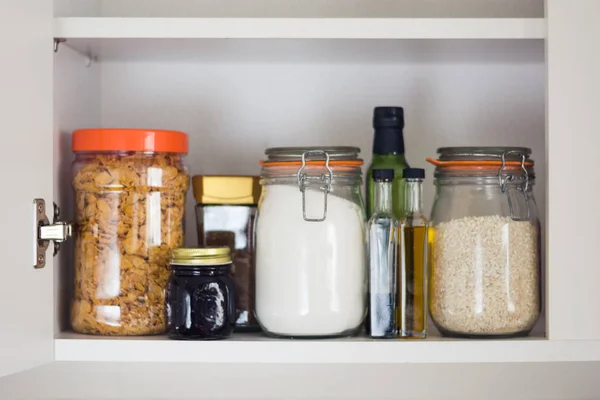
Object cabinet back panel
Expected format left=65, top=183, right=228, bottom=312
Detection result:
left=54, top=40, right=545, bottom=334
left=97, top=46, right=546, bottom=247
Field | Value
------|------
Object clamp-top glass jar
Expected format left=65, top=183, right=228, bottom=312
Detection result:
left=428, top=147, right=541, bottom=338
left=256, top=147, right=367, bottom=338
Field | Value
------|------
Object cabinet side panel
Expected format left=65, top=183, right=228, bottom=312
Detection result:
left=546, top=0, right=600, bottom=340
left=0, top=0, right=54, bottom=377
left=53, top=47, right=101, bottom=334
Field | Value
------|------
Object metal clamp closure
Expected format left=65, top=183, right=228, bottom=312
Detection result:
left=297, top=150, right=333, bottom=222
left=498, top=151, right=530, bottom=221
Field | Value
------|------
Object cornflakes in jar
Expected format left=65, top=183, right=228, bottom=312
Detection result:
left=71, top=129, right=189, bottom=335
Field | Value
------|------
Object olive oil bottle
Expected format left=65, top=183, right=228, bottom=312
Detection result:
left=397, top=168, right=428, bottom=339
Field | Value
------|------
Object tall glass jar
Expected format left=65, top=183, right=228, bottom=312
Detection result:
left=71, top=129, right=189, bottom=335
left=256, top=147, right=367, bottom=338
left=192, top=175, right=261, bottom=331
left=428, top=147, right=541, bottom=338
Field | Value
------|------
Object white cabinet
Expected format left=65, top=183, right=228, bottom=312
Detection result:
left=1, top=0, right=599, bottom=398
left=0, top=0, right=54, bottom=378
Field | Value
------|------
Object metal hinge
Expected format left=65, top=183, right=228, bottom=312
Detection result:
left=34, top=199, right=73, bottom=269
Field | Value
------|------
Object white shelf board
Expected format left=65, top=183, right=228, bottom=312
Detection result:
left=54, top=333, right=600, bottom=364
left=54, top=17, right=545, bottom=40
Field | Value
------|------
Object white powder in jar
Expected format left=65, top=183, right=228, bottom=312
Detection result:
left=256, top=184, right=367, bottom=337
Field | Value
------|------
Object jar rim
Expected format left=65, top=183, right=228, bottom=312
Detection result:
left=436, top=146, right=532, bottom=161
left=264, top=146, right=361, bottom=162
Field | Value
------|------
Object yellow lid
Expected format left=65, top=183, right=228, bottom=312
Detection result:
left=172, top=247, right=232, bottom=265
left=192, top=175, right=261, bottom=205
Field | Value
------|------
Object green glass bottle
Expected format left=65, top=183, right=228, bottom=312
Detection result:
left=367, top=107, right=410, bottom=218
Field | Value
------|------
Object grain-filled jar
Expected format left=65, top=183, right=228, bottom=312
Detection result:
left=256, top=147, right=367, bottom=338
left=192, top=175, right=261, bottom=331
left=428, top=147, right=541, bottom=338
left=71, top=129, right=189, bottom=335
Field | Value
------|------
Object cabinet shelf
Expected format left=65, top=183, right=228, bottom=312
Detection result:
left=54, top=17, right=545, bottom=40
left=54, top=333, right=600, bottom=364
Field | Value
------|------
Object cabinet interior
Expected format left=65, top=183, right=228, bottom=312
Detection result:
left=53, top=30, right=547, bottom=337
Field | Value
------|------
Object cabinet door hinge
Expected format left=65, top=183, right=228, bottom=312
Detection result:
left=34, top=199, right=72, bottom=269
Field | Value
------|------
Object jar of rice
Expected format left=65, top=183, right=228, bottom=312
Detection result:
left=427, top=147, right=541, bottom=338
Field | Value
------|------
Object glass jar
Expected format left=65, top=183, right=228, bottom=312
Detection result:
left=256, top=147, right=367, bottom=338
left=166, top=247, right=236, bottom=340
left=428, top=147, right=541, bottom=338
left=192, top=175, right=260, bottom=331
left=70, top=128, right=189, bottom=335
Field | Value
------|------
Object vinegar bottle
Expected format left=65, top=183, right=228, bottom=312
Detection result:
left=397, top=168, right=428, bottom=339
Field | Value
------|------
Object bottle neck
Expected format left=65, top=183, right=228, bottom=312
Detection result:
left=404, top=179, right=424, bottom=215
left=374, top=180, right=393, bottom=214
left=373, top=128, right=406, bottom=155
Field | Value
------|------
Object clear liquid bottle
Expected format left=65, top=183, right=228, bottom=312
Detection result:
left=366, top=107, right=410, bottom=219
left=368, top=169, right=399, bottom=338
left=397, top=168, right=428, bottom=339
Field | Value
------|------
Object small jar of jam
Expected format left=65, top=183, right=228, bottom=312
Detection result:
left=166, top=247, right=236, bottom=340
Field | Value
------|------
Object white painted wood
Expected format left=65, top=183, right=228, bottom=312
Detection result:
left=54, top=17, right=545, bottom=40
left=0, top=0, right=54, bottom=377
left=96, top=44, right=546, bottom=251
left=546, top=0, right=600, bottom=340
left=53, top=0, right=100, bottom=17
left=3, top=361, right=599, bottom=400
left=99, top=0, right=544, bottom=18
left=54, top=333, right=600, bottom=363
left=53, top=44, right=101, bottom=334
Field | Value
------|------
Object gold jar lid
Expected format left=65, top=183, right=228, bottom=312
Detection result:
left=172, top=247, right=232, bottom=265
left=192, top=175, right=261, bottom=205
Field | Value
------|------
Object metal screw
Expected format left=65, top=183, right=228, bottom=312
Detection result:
left=37, top=203, right=44, bottom=215
left=38, top=254, right=45, bottom=263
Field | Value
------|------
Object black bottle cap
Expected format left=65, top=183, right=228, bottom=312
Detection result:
left=403, top=168, right=425, bottom=179
left=372, top=107, right=406, bottom=155
left=372, top=169, right=395, bottom=181
left=373, top=107, right=404, bottom=129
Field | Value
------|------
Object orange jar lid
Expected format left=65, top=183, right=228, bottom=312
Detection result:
left=72, top=128, right=189, bottom=154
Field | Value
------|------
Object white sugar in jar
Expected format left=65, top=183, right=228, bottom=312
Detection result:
left=256, top=147, right=367, bottom=338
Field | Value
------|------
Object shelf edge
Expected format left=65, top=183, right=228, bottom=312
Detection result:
left=54, top=18, right=546, bottom=40
left=54, top=337, right=600, bottom=364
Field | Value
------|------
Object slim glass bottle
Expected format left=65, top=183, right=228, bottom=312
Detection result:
left=368, top=169, right=399, bottom=338
left=397, top=168, right=428, bottom=339
left=367, top=107, right=410, bottom=218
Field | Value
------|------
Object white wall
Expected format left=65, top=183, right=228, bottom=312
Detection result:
left=96, top=40, right=546, bottom=249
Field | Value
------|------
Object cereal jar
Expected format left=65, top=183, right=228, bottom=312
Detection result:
left=70, top=129, right=189, bottom=335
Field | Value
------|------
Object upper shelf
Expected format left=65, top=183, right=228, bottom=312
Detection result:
left=54, top=18, right=546, bottom=40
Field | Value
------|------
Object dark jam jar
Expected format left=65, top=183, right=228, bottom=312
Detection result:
left=166, top=247, right=236, bottom=340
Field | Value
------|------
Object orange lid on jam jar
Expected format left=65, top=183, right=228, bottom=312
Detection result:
left=72, top=128, right=189, bottom=154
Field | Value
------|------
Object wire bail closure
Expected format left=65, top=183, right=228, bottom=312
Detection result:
left=498, top=150, right=531, bottom=221
left=297, top=150, right=333, bottom=222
